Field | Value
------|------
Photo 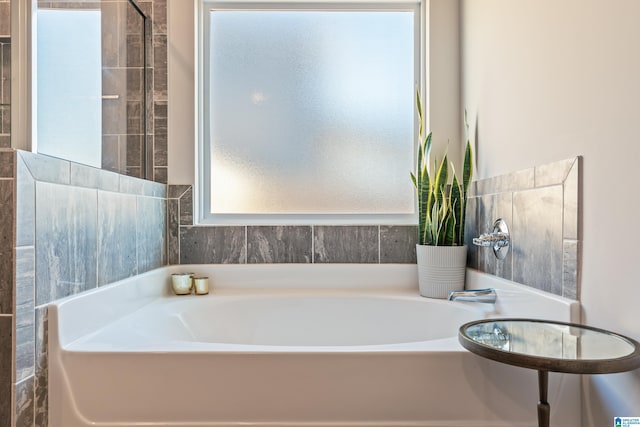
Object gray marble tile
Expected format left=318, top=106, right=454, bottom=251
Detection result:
left=126, top=33, right=144, bottom=68
left=0, top=3, right=8, bottom=36
left=247, top=226, right=312, bottom=263
left=70, top=162, right=101, bottom=189
left=563, top=240, right=580, bottom=300
left=534, top=157, right=576, bottom=188
left=126, top=68, right=144, bottom=101
left=16, top=247, right=35, bottom=382
left=463, top=197, right=479, bottom=269
left=476, top=168, right=534, bottom=196
left=179, top=187, right=193, bottom=226
left=154, top=167, right=168, bottom=184
left=136, top=196, right=166, bottom=273
left=153, top=35, right=168, bottom=101
left=512, top=186, right=564, bottom=295
left=153, top=0, right=167, bottom=34
left=98, top=169, right=121, bottom=193
left=119, top=174, right=145, bottom=195
left=98, top=191, right=138, bottom=285
left=18, top=151, right=71, bottom=185
left=102, top=90, right=127, bottom=135
left=126, top=133, right=143, bottom=167
left=35, top=182, right=98, bottom=305
left=0, top=316, right=11, bottom=427
left=16, top=156, right=35, bottom=247
left=0, top=134, right=9, bottom=149
left=101, top=135, right=122, bottom=173
left=154, top=103, right=168, bottom=167
left=180, top=226, right=246, bottom=264
left=314, top=226, right=379, bottom=263
left=167, top=199, right=180, bottom=265
left=101, top=1, right=119, bottom=68
left=35, top=306, right=48, bottom=427
left=380, top=226, right=418, bottom=264
left=169, top=184, right=190, bottom=199
left=15, top=376, right=35, bottom=427
left=563, top=158, right=580, bottom=240
left=0, top=180, right=13, bottom=314
left=0, top=150, right=13, bottom=178
left=476, top=193, right=513, bottom=280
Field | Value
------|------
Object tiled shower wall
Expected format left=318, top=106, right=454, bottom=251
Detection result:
left=5, top=150, right=166, bottom=426
left=37, top=0, right=168, bottom=183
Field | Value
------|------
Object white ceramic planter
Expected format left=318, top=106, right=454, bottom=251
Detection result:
left=416, top=244, right=468, bottom=298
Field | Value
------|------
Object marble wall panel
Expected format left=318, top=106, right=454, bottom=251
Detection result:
left=180, top=226, right=246, bottom=264
left=512, top=185, right=564, bottom=295
left=167, top=198, right=180, bottom=265
left=380, top=225, right=418, bottom=263
left=0, top=179, right=13, bottom=314
left=15, top=248, right=34, bottom=382
left=563, top=240, right=580, bottom=300
left=179, top=187, right=193, bottom=226
left=0, top=150, right=13, bottom=177
left=463, top=197, right=479, bottom=269
left=0, top=316, right=11, bottom=427
left=247, top=226, right=312, bottom=263
left=97, top=191, right=138, bottom=285
left=136, top=196, right=166, bottom=272
left=34, top=307, right=48, bottom=427
left=563, top=160, right=579, bottom=240
left=314, top=226, right=378, bottom=263
left=35, top=182, right=98, bottom=305
left=19, top=151, right=70, bottom=185
left=0, top=2, right=9, bottom=36
left=476, top=192, right=513, bottom=280
left=15, top=377, right=34, bottom=427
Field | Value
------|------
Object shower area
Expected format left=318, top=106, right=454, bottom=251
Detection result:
left=35, top=0, right=151, bottom=178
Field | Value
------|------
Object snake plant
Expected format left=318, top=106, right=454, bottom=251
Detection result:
left=410, top=91, right=473, bottom=246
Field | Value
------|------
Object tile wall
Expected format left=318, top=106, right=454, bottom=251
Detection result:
left=0, top=1, right=9, bottom=425
left=168, top=186, right=420, bottom=265
left=6, top=150, right=166, bottom=426
left=464, top=157, right=581, bottom=299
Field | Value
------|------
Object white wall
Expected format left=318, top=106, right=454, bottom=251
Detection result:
left=461, top=0, right=640, bottom=424
left=167, top=0, right=195, bottom=186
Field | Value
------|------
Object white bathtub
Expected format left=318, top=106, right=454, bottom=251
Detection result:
left=49, top=265, right=581, bottom=427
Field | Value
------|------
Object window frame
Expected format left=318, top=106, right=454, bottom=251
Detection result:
left=197, top=0, right=425, bottom=225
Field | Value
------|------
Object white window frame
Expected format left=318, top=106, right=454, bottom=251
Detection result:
left=196, top=0, right=426, bottom=225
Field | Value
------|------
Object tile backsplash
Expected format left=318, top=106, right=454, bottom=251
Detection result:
left=465, top=157, right=580, bottom=299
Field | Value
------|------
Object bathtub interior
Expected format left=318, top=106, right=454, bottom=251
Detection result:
left=49, top=264, right=581, bottom=427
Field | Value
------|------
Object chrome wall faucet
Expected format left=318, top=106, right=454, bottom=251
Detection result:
left=448, top=288, right=497, bottom=304
left=473, top=218, right=510, bottom=260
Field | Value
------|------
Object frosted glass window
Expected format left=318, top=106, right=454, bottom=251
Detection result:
left=206, top=10, right=415, bottom=217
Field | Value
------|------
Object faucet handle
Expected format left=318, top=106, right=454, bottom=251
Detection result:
left=473, top=218, right=510, bottom=260
left=472, top=232, right=509, bottom=247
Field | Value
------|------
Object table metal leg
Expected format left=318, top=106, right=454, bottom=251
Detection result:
left=537, top=370, right=550, bottom=427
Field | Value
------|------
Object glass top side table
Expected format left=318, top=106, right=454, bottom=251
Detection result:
left=459, top=318, right=640, bottom=427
